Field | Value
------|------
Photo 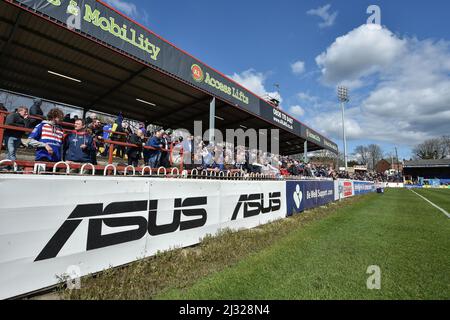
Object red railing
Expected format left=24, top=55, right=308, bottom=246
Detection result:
left=0, top=110, right=184, bottom=172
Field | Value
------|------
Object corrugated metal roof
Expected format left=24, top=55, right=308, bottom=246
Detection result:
left=0, top=0, right=326, bottom=155
left=404, top=159, right=450, bottom=167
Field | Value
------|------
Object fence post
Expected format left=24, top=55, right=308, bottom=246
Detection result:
left=104, top=164, right=117, bottom=176
left=179, top=146, right=184, bottom=173
left=0, top=112, right=5, bottom=151
left=53, top=162, right=71, bottom=174
left=80, top=163, right=96, bottom=176
left=108, top=143, right=114, bottom=165
left=169, top=142, right=173, bottom=167
left=0, top=159, right=18, bottom=172
left=141, top=166, right=152, bottom=176
left=157, top=167, right=167, bottom=176
left=171, top=167, right=180, bottom=177
left=124, top=165, right=136, bottom=176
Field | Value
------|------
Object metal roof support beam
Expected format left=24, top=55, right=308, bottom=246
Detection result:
left=0, top=11, right=21, bottom=67
left=88, top=67, right=147, bottom=108
left=2, top=40, right=187, bottom=107
left=140, top=74, right=210, bottom=103
left=14, top=21, right=208, bottom=103
left=209, top=97, right=215, bottom=143
left=167, top=104, right=227, bottom=126
left=151, top=98, right=211, bottom=123
left=217, top=115, right=255, bottom=129
left=304, top=140, right=308, bottom=163
left=18, top=24, right=134, bottom=73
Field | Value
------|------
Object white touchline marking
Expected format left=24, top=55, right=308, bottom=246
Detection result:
left=409, top=189, right=450, bottom=219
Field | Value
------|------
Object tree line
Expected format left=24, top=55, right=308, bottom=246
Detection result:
left=412, top=136, right=450, bottom=160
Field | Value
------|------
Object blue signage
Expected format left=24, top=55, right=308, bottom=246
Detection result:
left=353, top=181, right=375, bottom=195
left=286, top=181, right=335, bottom=216
left=405, top=185, right=424, bottom=189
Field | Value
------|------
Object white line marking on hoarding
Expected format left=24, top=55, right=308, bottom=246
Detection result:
left=409, top=189, right=450, bottom=218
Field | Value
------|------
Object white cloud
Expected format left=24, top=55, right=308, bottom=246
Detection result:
left=229, top=69, right=282, bottom=104
left=311, top=25, right=450, bottom=147
left=310, top=109, right=363, bottom=141
left=104, top=0, right=149, bottom=25
left=315, top=24, right=406, bottom=87
left=307, top=4, right=338, bottom=29
left=291, top=60, right=305, bottom=75
left=289, top=105, right=305, bottom=117
left=104, top=0, right=138, bottom=17
left=297, top=92, right=318, bottom=103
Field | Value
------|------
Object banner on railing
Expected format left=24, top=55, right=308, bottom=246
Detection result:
left=334, top=180, right=354, bottom=200
left=286, top=180, right=335, bottom=216
left=0, top=175, right=285, bottom=299
left=353, top=181, right=376, bottom=195
left=386, top=183, right=405, bottom=188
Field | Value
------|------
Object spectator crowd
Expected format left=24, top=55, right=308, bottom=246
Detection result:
left=1, top=100, right=401, bottom=183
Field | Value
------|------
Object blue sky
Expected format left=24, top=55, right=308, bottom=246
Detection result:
left=103, top=0, right=450, bottom=160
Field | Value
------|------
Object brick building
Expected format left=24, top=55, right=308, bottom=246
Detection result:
left=375, top=159, right=403, bottom=174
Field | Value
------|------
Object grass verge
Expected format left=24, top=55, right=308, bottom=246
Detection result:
left=59, top=194, right=366, bottom=300
left=158, top=189, right=450, bottom=300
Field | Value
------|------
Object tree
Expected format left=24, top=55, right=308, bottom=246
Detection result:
left=442, top=136, right=450, bottom=157
left=354, top=144, right=383, bottom=170
left=413, top=137, right=449, bottom=160
left=367, top=144, right=383, bottom=170
left=348, top=160, right=360, bottom=167
left=354, top=145, right=370, bottom=165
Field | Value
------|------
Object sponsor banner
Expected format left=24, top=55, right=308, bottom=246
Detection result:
left=286, top=180, right=335, bottom=216
left=353, top=181, right=375, bottom=195
left=303, top=128, right=322, bottom=145
left=337, top=180, right=354, bottom=199
left=8, top=0, right=338, bottom=153
left=405, top=185, right=423, bottom=189
left=260, top=101, right=299, bottom=134
left=422, top=185, right=444, bottom=189
left=0, top=175, right=285, bottom=299
left=386, top=183, right=404, bottom=188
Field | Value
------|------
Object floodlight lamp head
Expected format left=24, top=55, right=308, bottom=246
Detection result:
left=337, top=86, right=349, bottom=102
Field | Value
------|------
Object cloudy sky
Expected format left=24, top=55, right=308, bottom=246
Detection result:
left=103, top=0, right=450, bottom=159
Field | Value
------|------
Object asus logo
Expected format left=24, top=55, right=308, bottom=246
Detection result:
left=35, top=197, right=207, bottom=261
left=231, top=192, right=281, bottom=220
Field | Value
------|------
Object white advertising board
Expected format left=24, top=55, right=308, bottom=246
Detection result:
left=0, top=175, right=285, bottom=299
left=387, top=183, right=404, bottom=188
left=336, top=179, right=355, bottom=200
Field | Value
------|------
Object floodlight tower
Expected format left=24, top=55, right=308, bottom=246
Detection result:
left=337, top=86, right=350, bottom=171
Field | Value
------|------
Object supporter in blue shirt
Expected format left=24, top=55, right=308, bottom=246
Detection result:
left=145, top=129, right=164, bottom=168
left=63, top=119, right=96, bottom=164
left=28, top=108, right=65, bottom=162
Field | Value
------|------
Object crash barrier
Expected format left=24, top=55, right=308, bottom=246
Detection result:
left=0, top=158, right=275, bottom=181
left=0, top=175, right=287, bottom=299
left=0, top=175, right=376, bottom=299
left=0, top=110, right=183, bottom=170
